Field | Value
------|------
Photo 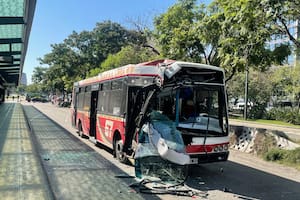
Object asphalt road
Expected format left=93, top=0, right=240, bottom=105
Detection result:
left=30, top=102, right=300, bottom=200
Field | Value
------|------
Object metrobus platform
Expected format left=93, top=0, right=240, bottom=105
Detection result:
left=0, top=103, right=156, bottom=200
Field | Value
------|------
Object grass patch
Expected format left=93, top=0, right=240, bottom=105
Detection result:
left=263, top=148, right=300, bottom=170
left=251, top=119, right=300, bottom=128
left=230, top=117, right=300, bottom=129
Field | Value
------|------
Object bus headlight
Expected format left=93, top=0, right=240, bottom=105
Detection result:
left=213, top=146, right=219, bottom=152
left=223, top=144, right=229, bottom=151
left=218, top=145, right=224, bottom=152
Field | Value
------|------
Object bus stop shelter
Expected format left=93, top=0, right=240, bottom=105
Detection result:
left=0, top=0, right=36, bottom=102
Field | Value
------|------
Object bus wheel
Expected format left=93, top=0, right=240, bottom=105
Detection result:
left=115, top=140, right=128, bottom=164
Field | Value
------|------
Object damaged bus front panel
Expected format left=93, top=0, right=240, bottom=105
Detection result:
left=127, top=62, right=229, bottom=168
left=157, top=62, right=230, bottom=164
left=124, top=61, right=229, bottom=181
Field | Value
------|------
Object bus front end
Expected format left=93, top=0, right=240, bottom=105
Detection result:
left=158, top=61, right=230, bottom=164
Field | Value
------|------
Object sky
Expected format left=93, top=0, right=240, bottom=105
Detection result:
left=23, top=0, right=210, bottom=84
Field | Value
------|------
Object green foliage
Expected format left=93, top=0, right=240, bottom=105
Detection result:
left=226, top=72, right=245, bottom=100
left=248, top=104, right=266, bottom=119
left=253, top=133, right=277, bottom=156
left=272, top=44, right=291, bottom=65
left=284, top=148, right=300, bottom=165
left=38, top=21, right=147, bottom=94
left=260, top=0, right=300, bottom=48
left=265, top=108, right=300, bottom=125
left=87, top=45, right=161, bottom=77
left=264, top=148, right=286, bottom=161
left=227, top=70, right=272, bottom=117
left=16, top=85, right=26, bottom=94
left=101, top=45, right=160, bottom=71
left=154, top=0, right=206, bottom=63
left=154, top=0, right=292, bottom=81
left=33, top=0, right=299, bottom=99
left=25, top=83, right=45, bottom=95
left=270, top=65, right=300, bottom=107
left=248, top=70, right=272, bottom=105
left=32, top=66, right=48, bottom=84
left=263, top=147, right=300, bottom=169
left=92, top=21, right=144, bottom=63
left=215, top=0, right=285, bottom=77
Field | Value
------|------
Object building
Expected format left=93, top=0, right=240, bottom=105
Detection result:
left=20, top=73, right=27, bottom=85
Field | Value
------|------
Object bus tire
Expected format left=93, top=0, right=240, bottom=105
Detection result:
left=115, top=139, right=128, bottom=164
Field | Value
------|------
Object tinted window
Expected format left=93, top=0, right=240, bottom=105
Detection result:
left=77, top=87, right=85, bottom=110
left=83, top=91, right=91, bottom=111
left=103, top=82, right=111, bottom=90
left=112, top=80, right=122, bottom=90
left=98, top=91, right=109, bottom=113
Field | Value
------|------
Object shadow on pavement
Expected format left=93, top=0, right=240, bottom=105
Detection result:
left=186, top=161, right=300, bottom=200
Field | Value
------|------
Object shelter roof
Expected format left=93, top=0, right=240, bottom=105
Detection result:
left=0, top=0, right=36, bottom=86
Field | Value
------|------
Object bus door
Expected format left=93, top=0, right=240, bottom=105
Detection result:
left=123, top=84, right=159, bottom=155
left=72, top=88, right=79, bottom=127
left=90, top=90, right=98, bottom=138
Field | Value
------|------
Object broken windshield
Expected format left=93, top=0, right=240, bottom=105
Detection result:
left=156, top=84, right=228, bottom=137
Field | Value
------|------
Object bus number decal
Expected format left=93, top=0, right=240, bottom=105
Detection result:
left=104, top=120, right=114, bottom=138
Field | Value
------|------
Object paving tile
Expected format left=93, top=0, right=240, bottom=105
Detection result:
left=23, top=105, right=145, bottom=200
left=0, top=103, right=53, bottom=200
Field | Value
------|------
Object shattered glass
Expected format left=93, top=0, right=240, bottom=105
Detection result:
left=135, top=156, right=188, bottom=183
left=134, top=111, right=189, bottom=183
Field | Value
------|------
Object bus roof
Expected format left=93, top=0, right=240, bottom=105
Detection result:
left=75, top=60, right=224, bottom=87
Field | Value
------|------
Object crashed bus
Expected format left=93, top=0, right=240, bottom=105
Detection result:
left=71, top=59, right=229, bottom=180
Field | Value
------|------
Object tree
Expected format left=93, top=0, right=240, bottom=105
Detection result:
left=227, top=69, right=273, bottom=118
left=88, top=45, right=161, bottom=77
left=271, top=65, right=300, bottom=108
left=38, top=21, right=148, bottom=93
left=91, top=21, right=146, bottom=65
left=32, top=66, right=48, bottom=84
left=26, top=83, right=44, bottom=95
left=154, top=0, right=290, bottom=81
left=154, top=0, right=206, bottom=63
left=39, top=43, right=80, bottom=94
left=260, top=0, right=300, bottom=48
left=214, top=0, right=291, bottom=81
left=16, top=85, right=26, bottom=95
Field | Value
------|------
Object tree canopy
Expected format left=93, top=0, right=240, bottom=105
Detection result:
left=154, top=0, right=293, bottom=80
left=29, top=0, right=298, bottom=102
left=34, top=21, right=147, bottom=94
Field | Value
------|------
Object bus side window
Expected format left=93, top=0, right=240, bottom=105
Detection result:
left=83, top=86, right=91, bottom=111
left=98, top=81, right=110, bottom=114
left=78, top=87, right=85, bottom=110
left=98, top=91, right=108, bottom=113
left=109, top=79, right=124, bottom=116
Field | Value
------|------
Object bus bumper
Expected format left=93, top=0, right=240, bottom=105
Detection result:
left=189, top=151, right=229, bottom=164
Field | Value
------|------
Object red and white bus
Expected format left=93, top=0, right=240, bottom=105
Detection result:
left=71, top=59, right=229, bottom=164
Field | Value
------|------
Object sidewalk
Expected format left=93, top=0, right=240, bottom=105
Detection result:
left=0, top=103, right=52, bottom=199
left=22, top=105, right=147, bottom=200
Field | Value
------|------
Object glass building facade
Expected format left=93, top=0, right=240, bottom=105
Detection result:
left=267, top=19, right=300, bottom=66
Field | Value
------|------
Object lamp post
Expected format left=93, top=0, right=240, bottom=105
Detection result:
left=243, top=44, right=253, bottom=120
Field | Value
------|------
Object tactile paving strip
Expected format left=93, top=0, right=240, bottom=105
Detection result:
left=0, top=103, right=53, bottom=200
